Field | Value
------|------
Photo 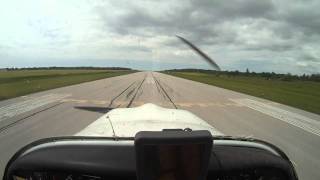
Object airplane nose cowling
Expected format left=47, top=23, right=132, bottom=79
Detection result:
left=76, top=103, right=223, bottom=137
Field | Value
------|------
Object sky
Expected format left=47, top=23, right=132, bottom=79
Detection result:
left=0, top=0, right=319, bottom=74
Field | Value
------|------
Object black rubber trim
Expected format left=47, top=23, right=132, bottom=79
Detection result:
left=3, top=136, right=298, bottom=180
left=3, top=136, right=134, bottom=180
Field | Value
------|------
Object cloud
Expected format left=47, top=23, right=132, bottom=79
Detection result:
left=0, top=0, right=319, bottom=74
left=97, top=0, right=275, bottom=43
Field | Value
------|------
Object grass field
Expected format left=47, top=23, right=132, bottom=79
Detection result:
left=165, top=71, right=320, bottom=115
left=0, top=69, right=134, bottom=100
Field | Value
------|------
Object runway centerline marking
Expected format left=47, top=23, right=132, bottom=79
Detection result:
left=230, top=98, right=320, bottom=137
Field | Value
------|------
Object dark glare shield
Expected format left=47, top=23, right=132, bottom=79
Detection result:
left=134, top=130, right=213, bottom=180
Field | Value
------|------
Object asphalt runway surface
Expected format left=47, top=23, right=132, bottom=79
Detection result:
left=0, top=71, right=319, bottom=179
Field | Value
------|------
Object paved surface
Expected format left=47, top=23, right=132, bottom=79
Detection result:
left=0, top=71, right=319, bottom=179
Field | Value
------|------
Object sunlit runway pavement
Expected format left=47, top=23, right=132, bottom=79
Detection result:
left=0, top=71, right=319, bottom=179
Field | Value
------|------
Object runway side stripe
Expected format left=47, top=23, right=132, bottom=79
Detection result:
left=0, top=94, right=70, bottom=121
left=230, top=98, right=320, bottom=137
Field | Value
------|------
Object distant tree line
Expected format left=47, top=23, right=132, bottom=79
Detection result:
left=3, top=66, right=132, bottom=71
left=163, top=68, right=320, bottom=82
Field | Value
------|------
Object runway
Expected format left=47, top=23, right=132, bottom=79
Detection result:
left=0, top=71, right=319, bottom=179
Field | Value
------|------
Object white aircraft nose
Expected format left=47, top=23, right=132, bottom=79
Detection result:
left=76, top=103, right=223, bottom=137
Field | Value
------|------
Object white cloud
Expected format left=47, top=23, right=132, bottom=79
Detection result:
left=0, top=0, right=319, bottom=74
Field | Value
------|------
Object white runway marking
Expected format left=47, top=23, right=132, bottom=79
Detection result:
left=0, top=94, right=70, bottom=121
left=230, top=98, right=320, bottom=136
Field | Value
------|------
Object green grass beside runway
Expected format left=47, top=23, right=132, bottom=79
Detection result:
left=0, top=70, right=135, bottom=100
left=165, top=71, right=320, bottom=115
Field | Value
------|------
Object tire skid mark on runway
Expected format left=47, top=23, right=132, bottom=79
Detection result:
left=125, top=84, right=138, bottom=99
left=231, top=98, right=320, bottom=137
left=127, top=75, right=146, bottom=108
left=154, top=75, right=168, bottom=100
left=107, top=81, right=137, bottom=108
left=152, top=73, right=178, bottom=109
left=82, top=75, right=146, bottom=109
left=152, top=73, right=167, bottom=99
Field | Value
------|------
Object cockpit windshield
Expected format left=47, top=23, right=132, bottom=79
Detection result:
left=0, top=1, right=320, bottom=179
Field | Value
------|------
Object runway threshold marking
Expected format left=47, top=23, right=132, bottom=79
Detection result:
left=0, top=94, right=70, bottom=121
left=0, top=102, right=64, bottom=133
left=230, top=98, right=320, bottom=136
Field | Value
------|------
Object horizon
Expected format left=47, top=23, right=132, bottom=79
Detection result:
left=2, top=65, right=319, bottom=76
